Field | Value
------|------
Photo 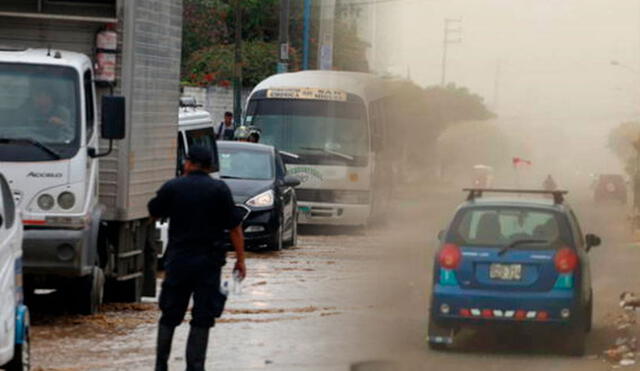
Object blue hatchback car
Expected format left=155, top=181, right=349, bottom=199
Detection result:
left=428, top=189, right=601, bottom=355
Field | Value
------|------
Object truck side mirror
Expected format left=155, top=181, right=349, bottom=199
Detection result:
left=89, top=96, right=126, bottom=158
left=101, top=96, right=126, bottom=140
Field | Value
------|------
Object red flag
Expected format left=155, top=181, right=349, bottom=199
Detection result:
left=513, top=157, right=532, bottom=167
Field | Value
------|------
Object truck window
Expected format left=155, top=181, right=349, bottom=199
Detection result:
left=84, top=70, right=94, bottom=141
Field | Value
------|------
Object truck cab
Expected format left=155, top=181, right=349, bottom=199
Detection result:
left=0, top=172, right=29, bottom=370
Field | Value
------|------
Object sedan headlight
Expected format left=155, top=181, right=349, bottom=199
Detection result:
left=58, top=192, right=76, bottom=209
left=246, top=190, right=274, bottom=208
left=37, top=194, right=55, bottom=210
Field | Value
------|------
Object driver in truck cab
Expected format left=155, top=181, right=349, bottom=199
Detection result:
left=29, top=88, right=74, bottom=142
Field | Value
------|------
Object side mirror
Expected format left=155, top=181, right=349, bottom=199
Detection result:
left=585, top=233, right=601, bottom=250
left=101, top=96, right=126, bottom=140
left=437, top=230, right=444, bottom=241
left=283, top=175, right=301, bottom=188
left=90, top=96, right=126, bottom=158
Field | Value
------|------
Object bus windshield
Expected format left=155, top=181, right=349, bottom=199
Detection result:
left=246, top=98, right=369, bottom=166
left=0, top=63, right=80, bottom=161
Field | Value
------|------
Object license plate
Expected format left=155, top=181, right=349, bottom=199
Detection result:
left=489, top=263, right=522, bottom=281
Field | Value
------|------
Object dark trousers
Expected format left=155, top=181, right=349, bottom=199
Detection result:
left=159, top=262, right=226, bottom=328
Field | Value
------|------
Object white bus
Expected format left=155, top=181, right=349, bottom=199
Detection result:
left=245, top=71, right=396, bottom=226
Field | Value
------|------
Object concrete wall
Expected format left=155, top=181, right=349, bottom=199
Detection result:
left=182, top=86, right=252, bottom=125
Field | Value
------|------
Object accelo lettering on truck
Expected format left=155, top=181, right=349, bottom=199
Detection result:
left=0, top=1, right=183, bottom=314
left=245, top=71, right=396, bottom=226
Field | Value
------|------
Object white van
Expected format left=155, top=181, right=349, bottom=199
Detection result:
left=156, top=98, right=218, bottom=260
left=0, top=173, right=29, bottom=370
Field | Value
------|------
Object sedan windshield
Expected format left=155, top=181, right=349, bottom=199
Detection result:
left=0, top=63, right=80, bottom=161
left=448, top=207, right=572, bottom=249
left=219, top=148, right=274, bottom=180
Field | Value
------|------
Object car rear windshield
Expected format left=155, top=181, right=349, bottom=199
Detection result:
left=447, top=207, right=573, bottom=249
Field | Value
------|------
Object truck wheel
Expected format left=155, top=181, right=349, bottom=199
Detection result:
left=6, top=327, right=30, bottom=371
left=72, top=266, right=104, bottom=315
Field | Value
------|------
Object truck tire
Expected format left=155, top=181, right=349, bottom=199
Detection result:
left=6, top=327, right=30, bottom=371
left=71, top=266, right=104, bottom=315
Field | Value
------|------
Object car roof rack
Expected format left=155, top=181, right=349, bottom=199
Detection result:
left=462, top=188, right=569, bottom=205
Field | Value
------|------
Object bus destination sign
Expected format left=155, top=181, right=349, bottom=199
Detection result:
left=266, top=87, right=348, bottom=102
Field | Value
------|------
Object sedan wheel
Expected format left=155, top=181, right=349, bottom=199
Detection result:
left=284, top=210, right=298, bottom=248
left=269, top=216, right=284, bottom=251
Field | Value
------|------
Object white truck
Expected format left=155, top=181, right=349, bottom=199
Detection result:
left=0, top=1, right=183, bottom=314
left=0, top=173, right=29, bottom=370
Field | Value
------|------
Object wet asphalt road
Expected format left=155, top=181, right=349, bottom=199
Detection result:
left=27, top=185, right=640, bottom=370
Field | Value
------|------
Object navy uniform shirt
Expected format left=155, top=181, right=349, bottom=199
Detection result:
left=148, top=171, right=242, bottom=269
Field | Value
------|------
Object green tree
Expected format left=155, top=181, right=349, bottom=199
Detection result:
left=609, top=121, right=640, bottom=177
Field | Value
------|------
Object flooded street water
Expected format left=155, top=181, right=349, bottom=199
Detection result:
left=27, top=185, right=640, bottom=371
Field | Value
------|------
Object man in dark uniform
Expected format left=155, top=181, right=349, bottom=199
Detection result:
left=148, top=145, right=246, bottom=371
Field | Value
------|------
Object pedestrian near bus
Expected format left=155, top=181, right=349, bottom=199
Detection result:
left=217, top=111, right=235, bottom=140
left=148, top=145, right=246, bottom=371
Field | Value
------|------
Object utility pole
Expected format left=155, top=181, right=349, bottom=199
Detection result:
left=441, top=18, right=462, bottom=86
left=317, top=0, right=336, bottom=70
left=233, top=0, right=242, bottom=126
left=302, top=0, right=311, bottom=70
left=277, top=0, right=290, bottom=73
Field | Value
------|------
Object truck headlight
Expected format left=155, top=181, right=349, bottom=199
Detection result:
left=58, top=192, right=76, bottom=210
left=246, top=190, right=274, bottom=208
left=37, top=194, right=55, bottom=210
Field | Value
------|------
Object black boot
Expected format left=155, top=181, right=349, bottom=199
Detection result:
left=155, top=324, right=175, bottom=371
left=186, top=326, right=210, bottom=371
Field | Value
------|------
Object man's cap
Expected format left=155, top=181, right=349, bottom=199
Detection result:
left=186, top=145, right=213, bottom=168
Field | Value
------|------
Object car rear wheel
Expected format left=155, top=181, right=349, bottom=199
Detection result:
left=566, top=313, right=587, bottom=356
left=427, top=316, right=453, bottom=351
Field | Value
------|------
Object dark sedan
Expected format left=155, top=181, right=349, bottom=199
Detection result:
left=218, top=141, right=300, bottom=250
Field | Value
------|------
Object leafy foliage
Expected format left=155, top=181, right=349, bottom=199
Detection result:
left=609, top=121, right=640, bottom=176
left=182, top=0, right=370, bottom=86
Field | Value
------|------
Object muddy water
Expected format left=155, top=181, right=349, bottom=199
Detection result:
left=28, top=185, right=640, bottom=370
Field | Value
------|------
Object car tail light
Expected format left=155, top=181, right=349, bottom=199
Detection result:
left=482, top=309, right=493, bottom=318
left=554, top=247, right=578, bottom=273
left=438, top=243, right=462, bottom=269
left=536, top=311, right=549, bottom=321
left=515, top=310, right=526, bottom=320
left=459, top=308, right=471, bottom=317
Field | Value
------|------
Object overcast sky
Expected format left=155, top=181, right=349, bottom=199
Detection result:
left=372, top=0, right=640, bottom=122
